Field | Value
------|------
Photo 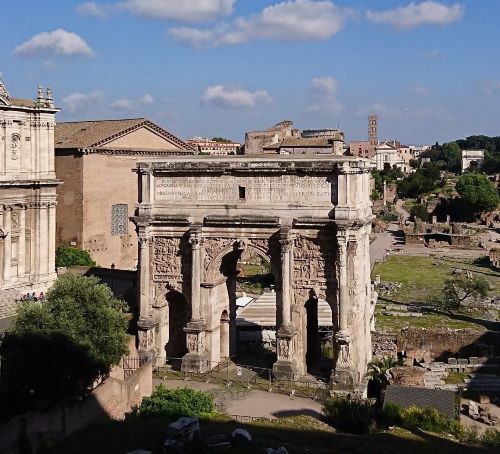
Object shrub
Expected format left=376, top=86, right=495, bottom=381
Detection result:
left=323, top=397, right=377, bottom=434
left=137, top=385, right=215, bottom=418
left=56, top=245, right=96, bottom=267
left=399, top=406, right=456, bottom=433
left=481, top=428, right=500, bottom=447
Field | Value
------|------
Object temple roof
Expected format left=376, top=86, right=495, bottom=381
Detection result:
left=55, top=118, right=195, bottom=152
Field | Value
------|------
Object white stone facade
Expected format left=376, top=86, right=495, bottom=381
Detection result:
left=461, top=149, right=485, bottom=173
left=133, top=155, right=375, bottom=389
left=0, top=80, right=59, bottom=295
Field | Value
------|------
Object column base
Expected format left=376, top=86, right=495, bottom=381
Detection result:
left=331, top=366, right=354, bottom=388
left=137, top=316, right=156, bottom=357
left=181, top=351, right=209, bottom=373
left=182, top=319, right=209, bottom=373
left=273, top=359, right=299, bottom=380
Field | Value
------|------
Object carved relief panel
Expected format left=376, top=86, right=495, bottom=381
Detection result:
left=152, top=237, right=182, bottom=286
left=293, top=233, right=335, bottom=300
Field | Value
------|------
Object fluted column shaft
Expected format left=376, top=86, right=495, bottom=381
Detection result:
left=18, top=206, right=26, bottom=277
left=3, top=207, right=11, bottom=282
left=138, top=237, right=151, bottom=318
left=189, top=230, right=202, bottom=321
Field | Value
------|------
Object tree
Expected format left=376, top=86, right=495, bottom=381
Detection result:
left=56, top=245, right=96, bottom=267
left=440, top=275, right=490, bottom=311
left=409, top=204, right=430, bottom=222
left=456, top=173, right=500, bottom=214
left=0, top=274, right=129, bottom=398
left=211, top=137, right=231, bottom=143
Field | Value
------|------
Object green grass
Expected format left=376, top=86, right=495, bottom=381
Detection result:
left=445, top=371, right=469, bottom=385
left=46, top=414, right=485, bottom=454
left=372, top=255, right=500, bottom=333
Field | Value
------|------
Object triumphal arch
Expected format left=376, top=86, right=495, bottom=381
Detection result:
left=133, top=155, right=375, bottom=387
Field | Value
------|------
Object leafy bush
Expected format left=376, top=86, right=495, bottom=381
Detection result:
left=399, top=406, right=459, bottom=434
left=323, top=397, right=378, bottom=434
left=481, top=428, right=500, bottom=447
left=56, top=245, right=96, bottom=267
left=137, top=385, right=215, bottom=418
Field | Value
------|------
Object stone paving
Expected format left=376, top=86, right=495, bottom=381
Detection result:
left=153, top=378, right=323, bottom=419
left=0, top=289, right=21, bottom=320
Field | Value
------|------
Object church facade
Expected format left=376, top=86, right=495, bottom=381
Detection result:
left=0, top=78, right=59, bottom=296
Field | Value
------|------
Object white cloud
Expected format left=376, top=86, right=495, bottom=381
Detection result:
left=110, top=93, right=155, bottom=110
left=422, top=48, right=440, bottom=59
left=413, top=85, right=430, bottom=96
left=306, top=76, right=341, bottom=114
left=119, top=0, right=235, bottom=23
left=366, top=1, right=464, bottom=30
left=482, top=81, right=500, bottom=95
left=140, top=93, right=154, bottom=104
left=169, top=0, right=355, bottom=47
left=62, top=91, right=103, bottom=113
left=202, top=85, right=272, bottom=108
left=76, top=2, right=111, bottom=20
left=13, top=29, right=93, bottom=57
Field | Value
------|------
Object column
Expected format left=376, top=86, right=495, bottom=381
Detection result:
left=138, top=236, right=151, bottom=319
left=279, top=235, right=292, bottom=327
left=38, top=203, right=48, bottom=276
left=181, top=227, right=208, bottom=373
left=273, top=229, right=298, bottom=380
left=189, top=229, right=202, bottom=321
left=2, top=206, right=11, bottom=283
left=337, top=235, right=348, bottom=332
left=17, top=205, right=26, bottom=278
left=137, top=235, right=156, bottom=355
left=333, top=230, right=354, bottom=386
left=48, top=203, right=56, bottom=275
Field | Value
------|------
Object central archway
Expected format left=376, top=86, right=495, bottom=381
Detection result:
left=202, top=239, right=280, bottom=367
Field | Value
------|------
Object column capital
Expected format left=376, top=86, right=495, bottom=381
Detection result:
left=188, top=226, right=203, bottom=250
left=138, top=236, right=149, bottom=247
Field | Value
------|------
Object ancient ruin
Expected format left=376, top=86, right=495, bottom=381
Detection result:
left=133, top=155, right=374, bottom=388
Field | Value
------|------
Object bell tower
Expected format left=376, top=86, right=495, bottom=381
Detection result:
left=368, top=114, right=377, bottom=147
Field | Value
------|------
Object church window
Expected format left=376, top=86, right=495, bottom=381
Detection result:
left=111, top=204, right=128, bottom=235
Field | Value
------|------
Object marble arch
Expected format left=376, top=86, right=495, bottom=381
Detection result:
left=133, top=155, right=376, bottom=389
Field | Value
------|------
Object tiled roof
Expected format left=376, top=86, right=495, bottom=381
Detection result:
left=55, top=118, right=194, bottom=151
left=384, top=385, right=457, bottom=419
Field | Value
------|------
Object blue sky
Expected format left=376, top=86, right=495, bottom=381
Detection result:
left=1, top=0, right=499, bottom=145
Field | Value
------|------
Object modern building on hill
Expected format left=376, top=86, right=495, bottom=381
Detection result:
left=55, top=118, right=195, bottom=270
left=0, top=78, right=60, bottom=299
left=186, top=137, right=240, bottom=155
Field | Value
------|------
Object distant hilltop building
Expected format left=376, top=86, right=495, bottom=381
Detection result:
left=461, top=149, right=485, bottom=173
left=245, top=120, right=344, bottom=155
left=351, top=115, right=429, bottom=173
left=187, top=137, right=240, bottom=155
left=0, top=76, right=59, bottom=298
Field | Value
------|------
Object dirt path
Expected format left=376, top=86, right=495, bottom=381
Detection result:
left=153, top=378, right=323, bottom=419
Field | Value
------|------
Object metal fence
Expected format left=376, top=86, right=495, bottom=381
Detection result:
left=122, top=356, right=148, bottom=378
left=154, top=357, right=329, bottom=401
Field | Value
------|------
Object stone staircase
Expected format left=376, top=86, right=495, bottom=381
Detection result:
left=422, top=362, right=447, bottom=388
